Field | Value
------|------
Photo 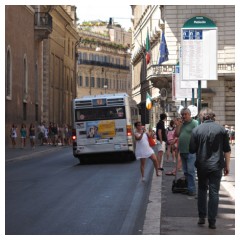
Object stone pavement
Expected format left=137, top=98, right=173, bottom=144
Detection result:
left=143, top=146, right=235, bottom=235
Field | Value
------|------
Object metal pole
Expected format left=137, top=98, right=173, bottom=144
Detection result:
left=192, top=88, right=194, bottom=105
left=184, top=98, right=187, bottom=107
left=197, top=80, right=201, bottom=119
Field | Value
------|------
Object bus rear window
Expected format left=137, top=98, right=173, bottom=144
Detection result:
left=75, top=107, right=125, bottom=122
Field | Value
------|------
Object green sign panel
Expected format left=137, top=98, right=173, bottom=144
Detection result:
left=183, top=16, right=216, bottom=28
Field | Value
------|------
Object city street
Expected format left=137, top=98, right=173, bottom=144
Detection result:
left=5, top=4, right=236, bottom=237
left=5, top=147, right=152, bottom=235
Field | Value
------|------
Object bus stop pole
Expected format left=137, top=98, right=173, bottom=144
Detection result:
left=197, top=80, right=201, bottom=123
left=192, top=88, right=194, bottom=105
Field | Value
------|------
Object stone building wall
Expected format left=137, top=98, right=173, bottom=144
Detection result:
left=5, top=6, right=36, bottom=146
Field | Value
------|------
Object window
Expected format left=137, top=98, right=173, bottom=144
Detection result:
left=83, top=53, right=88, bottom=60
left=104, top=56, right=107, bottom=63
left=6, top=47, right=12, bottom=99
left=85, top=76, right=89, bottom=87
left=77, top=53, right=82, bottom=64
left=101, top=78, right=105, bottom=88
left=79, top=76, right=83, bottom=86
left=23, top=55, right=28, bottom=102
left=75, top=106, right=126, bottom=122
left=89, top=53, right=93, bottom=61
left=91, top=77, right=95, bottom=88
left=105, top=79, right=108, bottom=87
left=97, top=78, right=101, bottom=88
left=35, top=64, right=38, bottom=102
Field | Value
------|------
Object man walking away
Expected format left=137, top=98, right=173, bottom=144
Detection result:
left=189, top=108, right=231, bottom=229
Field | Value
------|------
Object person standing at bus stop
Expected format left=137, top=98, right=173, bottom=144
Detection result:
left=134, top=121, right=160, bottom=182
left=175, top=107, right=198, bottom=196
left=189, top=108, right=231, bottom=229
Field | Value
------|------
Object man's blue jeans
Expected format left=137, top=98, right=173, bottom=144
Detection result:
left=197, top=169, right=222, bottom=224
left=180, top=153, right=196, bottom=193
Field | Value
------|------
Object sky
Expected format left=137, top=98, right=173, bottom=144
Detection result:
left=76, top=4, right=132, bottom=30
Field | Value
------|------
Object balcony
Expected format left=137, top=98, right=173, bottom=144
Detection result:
left=146, top=63, right=235, bottom=89
left=79, top=59, right=130, bottom=71
left=146, top=64, right=175, bottom=89
left=34, top=12, right=52, bottom=40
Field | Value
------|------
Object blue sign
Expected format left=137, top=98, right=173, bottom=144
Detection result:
left=175, top=65, right=180, bottom=74
left=183, top=30, right=202, bottom=40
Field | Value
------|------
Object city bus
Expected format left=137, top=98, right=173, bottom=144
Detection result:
left=72, top=93, right=136, bottom=164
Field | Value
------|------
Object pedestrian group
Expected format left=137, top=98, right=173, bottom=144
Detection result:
left=134, top=107, right=231, bottom=230
left=9, top=122, right=72, bottom=149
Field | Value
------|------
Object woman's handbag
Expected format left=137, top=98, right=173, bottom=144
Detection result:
left=148, top=136, right=156, bottom=147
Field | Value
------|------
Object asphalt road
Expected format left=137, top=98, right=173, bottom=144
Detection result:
left=5, top=148, right=153, bottom=235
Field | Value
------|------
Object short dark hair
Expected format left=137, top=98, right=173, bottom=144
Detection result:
left=169, top=120, right=174, bottom=127
left=134, top=121, right=141, bottom=127
left=160, top=113, right=167, bottom=120
left=199, top=108, right=215, bottom=121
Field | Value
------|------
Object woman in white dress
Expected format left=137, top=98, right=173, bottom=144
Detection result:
left=10, top=124, right=17, bottom=148
left=134, top=121, right=160, bottom=181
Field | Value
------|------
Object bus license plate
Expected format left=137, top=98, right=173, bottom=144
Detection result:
left=95, top=139, right=109, bottom=144
left=114, top=144, right=121, bottom=150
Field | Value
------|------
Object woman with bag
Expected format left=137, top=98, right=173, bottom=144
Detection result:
left=134, top=122, right=160, bottom=181
left=148, top=127, right=157, bottom=152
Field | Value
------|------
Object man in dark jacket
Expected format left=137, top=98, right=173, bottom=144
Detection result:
left=189, top=108, right=231, bottom=229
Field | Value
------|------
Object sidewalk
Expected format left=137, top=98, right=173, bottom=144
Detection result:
left=143, top=146, right=235, bottom=235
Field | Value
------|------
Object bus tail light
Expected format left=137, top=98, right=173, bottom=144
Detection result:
left=126, top=125, right=132, bottom=136
left=72, top=128, right=76, bottom=141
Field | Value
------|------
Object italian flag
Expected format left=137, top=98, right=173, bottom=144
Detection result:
left=146, top=92, right=152, bottom=110
left=145, top=30, right=151, bottom=64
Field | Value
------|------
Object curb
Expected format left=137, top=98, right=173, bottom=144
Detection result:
left=142, top=171, right=162, bottom=235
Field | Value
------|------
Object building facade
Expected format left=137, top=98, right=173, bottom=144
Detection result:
left=5, top=5, right=79, bottom=146
left=5, top=5, right=52, bottom=146
left=76, top=23, right=132, bottom=98
left=41, top=5, right=79, bottom=126
left=131, top=5, right=235, bottom=127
